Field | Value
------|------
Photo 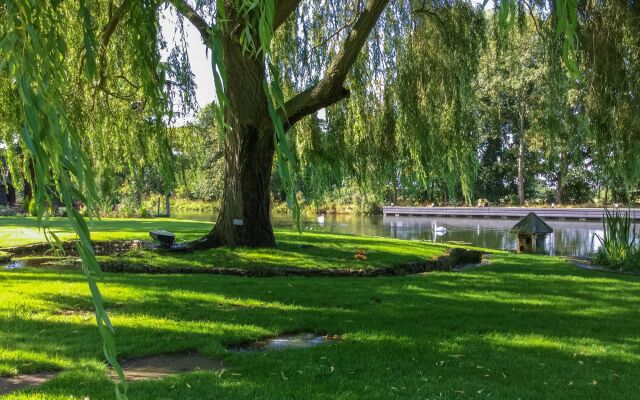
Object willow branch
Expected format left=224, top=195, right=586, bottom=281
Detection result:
left=102, top=0, right=133, bottom=49
left=282, top=0, right=390, bottom=129
left=275, top=0, right=303, bottom=30
left=168, top=0, right=213, bottom=44
left=97, top=0, right=134, bottom=89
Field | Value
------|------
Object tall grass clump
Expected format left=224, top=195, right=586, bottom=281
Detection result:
left=594, top=209, right=640, bottom=270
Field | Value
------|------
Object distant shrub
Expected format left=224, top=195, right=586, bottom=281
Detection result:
left=22, top=196, right=31, bottom=212
left=28, top=198, right=37, bottom=217
left=500, top=194, right=520, bottom=206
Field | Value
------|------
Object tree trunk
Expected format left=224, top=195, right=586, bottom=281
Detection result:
left=517, top=138, right=526, bottom=206
left=165, top=194, right=171, bottom=217
left=555, top=152, right=567, bottom=205
left=0, top=183, right=7, bottom=206
left=517, top=109, right=526, bottom=206
left=392, top=169, right=399, bottom=204
left=23, top=161, right=35, bottom=201
left=193, top=36, right=276, bottom=248
left=555, top=171, right=563, bottom=205
left=7, top=179, right=16, bottom=205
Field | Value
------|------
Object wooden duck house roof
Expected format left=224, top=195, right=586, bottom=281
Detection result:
left=510, top=212, right=553, bottom=234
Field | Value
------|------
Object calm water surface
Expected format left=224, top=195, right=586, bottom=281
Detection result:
left=173, top=212, right=614, bottom=257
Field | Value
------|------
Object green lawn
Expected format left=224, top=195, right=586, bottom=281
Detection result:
left=0, top=216, right=212, bottom=246
left=1, top=254, right=640, bottom=399
left=2, top=216, right=639, bottom=399
left=0, top=217, right=450, bottom=270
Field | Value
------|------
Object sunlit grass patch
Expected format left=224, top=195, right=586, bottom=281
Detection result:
left=0, top=216, right=451, bottom=271
left=2, top=253, right=640, bottom=398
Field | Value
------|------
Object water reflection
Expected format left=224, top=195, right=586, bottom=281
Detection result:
left=173, top=212, right=621, bottom=257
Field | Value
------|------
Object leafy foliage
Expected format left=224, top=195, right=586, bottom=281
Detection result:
left=594, top=209, right=640, bottom=271
left=0, top=1, right=128, bottom=397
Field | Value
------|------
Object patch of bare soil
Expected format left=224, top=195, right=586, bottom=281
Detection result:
left=110, top=352, right=225, bottom=381
left=0, top=372, right=59, bottom=395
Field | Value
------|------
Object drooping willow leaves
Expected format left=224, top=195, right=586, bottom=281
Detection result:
left=578, top=1, right=640, bottom=197
left=0, top=1, right=128, bottom=397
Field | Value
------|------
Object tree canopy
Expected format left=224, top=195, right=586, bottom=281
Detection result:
left=3, top=0, right=640, bottom=397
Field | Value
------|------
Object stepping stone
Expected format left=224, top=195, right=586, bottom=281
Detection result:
left=0, top=372, right=59, bottom=395
left=111, top=352, right=225, bottom=381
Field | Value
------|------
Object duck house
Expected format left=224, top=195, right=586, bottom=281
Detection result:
left=510, top=212, right=553, bottom=253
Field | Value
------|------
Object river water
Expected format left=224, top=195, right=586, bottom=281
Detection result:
left=173, top=212, right=613, bottom=257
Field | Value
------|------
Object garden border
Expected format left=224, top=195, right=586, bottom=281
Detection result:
left=2, top=240, right=484, bottom=277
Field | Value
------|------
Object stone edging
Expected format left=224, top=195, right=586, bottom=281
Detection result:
left=2, top=240, right=146, bottom=257
left=99, top=247, right=484, bottom=277
left=2, top=240, right=484, bottom=277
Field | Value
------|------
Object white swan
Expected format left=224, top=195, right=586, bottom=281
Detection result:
left=433, top=220, right=446, bottom=234
left=317, top=214, right=325, bottom=224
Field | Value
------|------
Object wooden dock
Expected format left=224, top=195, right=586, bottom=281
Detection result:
left=382, top=206, right=640, bottom=221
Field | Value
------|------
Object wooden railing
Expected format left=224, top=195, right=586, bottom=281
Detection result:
left=382, top=206, right=640, bottom=221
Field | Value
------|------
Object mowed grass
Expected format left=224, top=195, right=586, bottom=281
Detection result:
left=0, top=216, right=212, bottom=246
left=0, top=217, right=449, bottom=270
left=2, top=254, right=640, bottom=399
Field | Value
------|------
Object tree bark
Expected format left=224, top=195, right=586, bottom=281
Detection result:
left=191, top=34, right=276, bottom=248
left=200, top=122, right=276, bottom=247
left=555, top=169, right=563, bottom=205
left=555, top=152, right=567, bottom=205
left=517, top=109, right=526, bottom=206
left=0, top=183, right=7, bottom=206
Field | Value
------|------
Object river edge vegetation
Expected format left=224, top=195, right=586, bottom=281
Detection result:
left=2, top=253, right=640, bottom=399
left=594, top=209, right=640, bottom=272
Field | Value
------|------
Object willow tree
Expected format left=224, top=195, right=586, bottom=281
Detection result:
left=0, top=0, right=580, bottom=250
left=1, top=1, right=580, bottom=396
left=578, top=1, right=640, bottom=199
